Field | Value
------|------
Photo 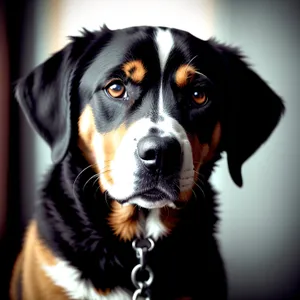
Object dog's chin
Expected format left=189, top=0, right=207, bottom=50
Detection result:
left=109, top=187, right=179, bottom=209
left=118, top=197, right=176, bottom=209
left=131, top=197, right=176, bottom=209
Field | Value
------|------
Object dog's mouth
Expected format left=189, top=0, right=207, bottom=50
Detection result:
left=115, top=187, right=178, bottom=209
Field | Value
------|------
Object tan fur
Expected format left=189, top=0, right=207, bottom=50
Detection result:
left=78, top=105, right=129, bottom=191
left=160, top=206, right=180, bottom=234
left=175, top=64, right=196, bottom=88
left=203, top=122, right=221, bottom=163
left=108, top=200, right=141, bottom=241
left=122, top=60, right=147, bottom=83
left=78, top=105, right=98, bottom=167
left=180, top=122, right=221, bottom=202
left=10, top=221, right=111, bottom=299
left=10, top=221, right=68, bottom=300
left=10, top=251, right=24, bottom=300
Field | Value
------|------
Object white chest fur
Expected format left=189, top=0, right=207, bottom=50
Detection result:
left=43, top=209, right=167, bottom=300
left=43, top=260, right=131, bottom=300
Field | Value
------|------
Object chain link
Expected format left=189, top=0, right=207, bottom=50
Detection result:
left=131, top=238, right=154, bottom=300
left=132, top=288, right=151, bottom=300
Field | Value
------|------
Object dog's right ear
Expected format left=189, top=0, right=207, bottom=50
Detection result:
left=15, top=29, right=105, bottom=163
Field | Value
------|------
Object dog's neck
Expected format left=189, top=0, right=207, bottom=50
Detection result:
left=35, top=150, right=219, bottom=290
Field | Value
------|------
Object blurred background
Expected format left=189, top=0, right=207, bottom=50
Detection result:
left=1, top=0, right=299, bottom=299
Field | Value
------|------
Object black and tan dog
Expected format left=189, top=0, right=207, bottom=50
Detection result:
left=10, top=25, right=284, bottom=300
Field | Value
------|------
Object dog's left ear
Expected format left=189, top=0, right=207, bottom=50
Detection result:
left=15, top=30, right=99, bottom=163
left=211, top=41, right=285, bottom=187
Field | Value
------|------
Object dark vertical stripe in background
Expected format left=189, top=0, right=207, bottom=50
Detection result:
left=0, top=1, right=9, bottom=240
left=1, top=1, right=37, bottom=298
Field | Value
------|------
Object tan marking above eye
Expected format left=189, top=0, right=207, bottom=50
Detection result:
left=192, top=90, right=208, bottom=105
left=175, top=64, right=197, bottom=87
left=122, top=60, right=147, bottom=83
left=106, top=81, right=126, bottom=98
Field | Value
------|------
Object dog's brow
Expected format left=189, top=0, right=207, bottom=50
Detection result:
left=175, top=65, right=197, bottom=88
left=122, top=60, right=147, bottom=83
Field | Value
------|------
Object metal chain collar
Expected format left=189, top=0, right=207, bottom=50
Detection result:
left=131, top=238, right=155, bottom=300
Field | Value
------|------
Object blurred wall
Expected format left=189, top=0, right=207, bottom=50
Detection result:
left=16, top=1, right=300, bottom=300
left=18, top=1, right=59, bottom=224
left=0, top=2, right=9, bottom=239
left=212, top=1, right=300, bottom=300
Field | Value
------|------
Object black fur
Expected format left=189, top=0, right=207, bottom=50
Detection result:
left=36, top=150, right=225, bottom=298
left=15, top=25, right=284, bottom=299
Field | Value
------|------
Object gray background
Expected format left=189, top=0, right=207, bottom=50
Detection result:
left=213, top=1, right=300, bottom=299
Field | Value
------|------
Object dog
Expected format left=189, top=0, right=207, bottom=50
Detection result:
left=10, top=25, right=284, bottom=300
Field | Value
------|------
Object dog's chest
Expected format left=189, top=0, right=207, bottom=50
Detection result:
left=43, top=260, right=132, bottom=300
left=42, top=209, right=171, bottom=300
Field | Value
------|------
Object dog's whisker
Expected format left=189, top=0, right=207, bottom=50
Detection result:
left=92, top=176, right=101, bottom=187
left=195, top=171, right=205, bottom=180
left=194, top=70, right=207, bottom=77
left=198, top=175, right=206, bottom=183
left=191, top=189, right=197, bottom=199
left=164, top=205, right=170, bottom=218
left=193, top=181, right=205, bottom=198
left=81, top=165, right=115, bottom=191
left=72, top=164, right=97, bottom=199
left=185, top=55, right=198, bottom=71
left=194, top=170, right=205, bottom=179
left=83, top=174, right=100, bottom=191
left=104, top=191, right=110, bottom=208
left=93, top=186, right=101, bottom=200
left=91, top=169, right=115, bottom=188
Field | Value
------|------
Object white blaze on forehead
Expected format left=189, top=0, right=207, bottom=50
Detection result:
left=155, top=28, right=174, bottom=115
left=155, top=28, right=174, bottom=71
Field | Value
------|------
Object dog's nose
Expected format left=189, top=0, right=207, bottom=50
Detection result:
left=137, top=135, right=182, bottom=174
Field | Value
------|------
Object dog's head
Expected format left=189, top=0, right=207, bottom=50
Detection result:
left=16, top=26, right=284, bottom=210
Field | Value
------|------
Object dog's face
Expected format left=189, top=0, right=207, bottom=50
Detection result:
left=78, top=27, right=222, bottom=209
left=16, top=26, right=284, bottom=210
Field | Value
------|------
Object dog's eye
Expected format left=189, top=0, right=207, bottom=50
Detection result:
left=192, top=88, right=208, bottom=105
left=105, top=80, right=127, bottom=99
